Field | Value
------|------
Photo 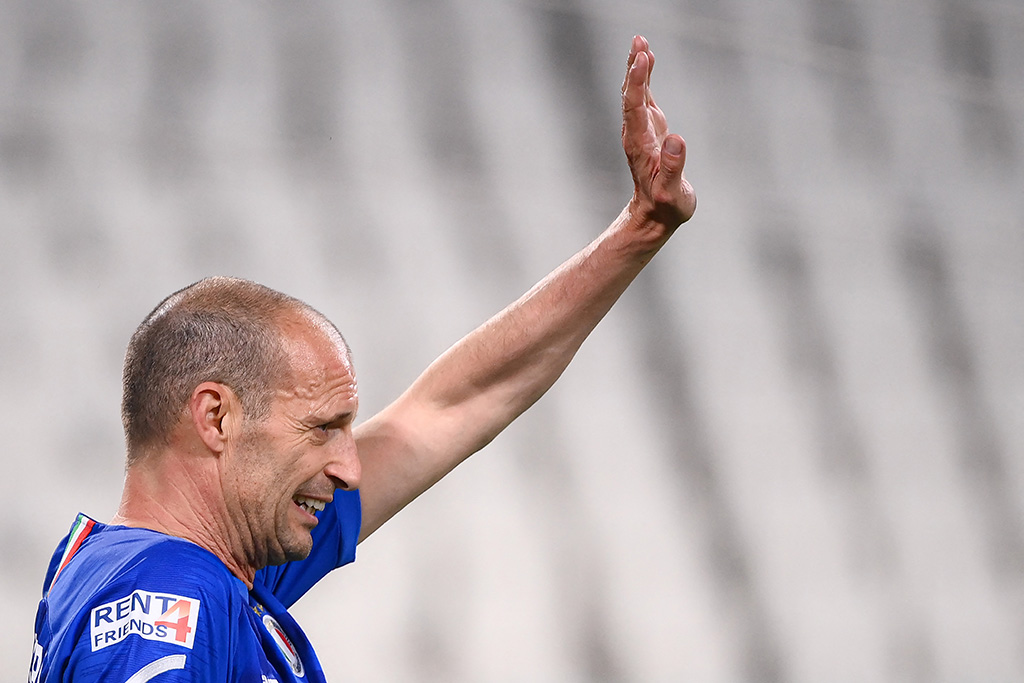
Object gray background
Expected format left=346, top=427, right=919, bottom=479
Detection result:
left=2, top=0, right=1023, bottom=681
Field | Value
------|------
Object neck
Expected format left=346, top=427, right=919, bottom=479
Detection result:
left=112, top=449, right=258, bottom=588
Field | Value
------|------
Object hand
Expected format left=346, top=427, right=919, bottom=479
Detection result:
left=621, top=35, right=697, bottom=232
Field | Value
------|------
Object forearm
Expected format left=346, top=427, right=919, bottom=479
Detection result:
left=411, top=205, right=671, bottom=451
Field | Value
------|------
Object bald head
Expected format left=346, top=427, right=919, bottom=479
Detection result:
left=121, top=277, right=343, bottom=462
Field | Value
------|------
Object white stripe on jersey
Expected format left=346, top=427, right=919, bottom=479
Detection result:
left=124, top=654, right=187, bottom=683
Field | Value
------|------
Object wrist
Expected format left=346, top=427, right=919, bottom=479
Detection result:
left=613, top=195, right=682, bottom=254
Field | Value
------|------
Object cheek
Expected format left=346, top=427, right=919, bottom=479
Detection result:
left=231, top=451, right=289, bottom=509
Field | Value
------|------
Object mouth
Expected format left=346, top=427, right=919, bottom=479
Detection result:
left=293, top=494, right=327, bottom=517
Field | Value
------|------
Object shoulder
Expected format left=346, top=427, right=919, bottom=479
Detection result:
left=56, top=524, right=236, bottom=600
left=41, top=525, right=246, bottom=681
left=48, top=524, right=244, bottom=642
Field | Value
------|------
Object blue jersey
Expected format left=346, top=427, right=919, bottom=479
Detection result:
left=29, top=490, right=360, bottom=682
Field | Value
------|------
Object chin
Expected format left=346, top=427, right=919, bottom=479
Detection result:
left=282, top=535, right=314, bottom=563
left=284, top=546, right=313, bottom=563
left=264, top=532, right=314, bottom=566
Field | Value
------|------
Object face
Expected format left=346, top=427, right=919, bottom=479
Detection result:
left=224, top=312, right=361, bottom=568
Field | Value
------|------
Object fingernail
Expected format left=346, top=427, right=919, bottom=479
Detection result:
left=664, top=137, right=682, bottom=156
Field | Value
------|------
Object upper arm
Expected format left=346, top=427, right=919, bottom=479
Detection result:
left=353, top=398, right=441, bottom=543
left=354, top=387, right=502, bottom=542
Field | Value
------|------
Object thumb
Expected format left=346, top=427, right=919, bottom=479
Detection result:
left=657, top=135, right=687, bottom=188
left=652, top=134, right=697, bottom=225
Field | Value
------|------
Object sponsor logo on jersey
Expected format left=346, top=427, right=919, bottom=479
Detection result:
left=90, top=590, right=201, bottom=651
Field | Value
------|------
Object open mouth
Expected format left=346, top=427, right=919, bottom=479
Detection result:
left=293, top=495, right=326, bottom=516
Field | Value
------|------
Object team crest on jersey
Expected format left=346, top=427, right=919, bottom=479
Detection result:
left=261, top=614, right=305, bottom=677
left=90, top=590, right=201, bottom=651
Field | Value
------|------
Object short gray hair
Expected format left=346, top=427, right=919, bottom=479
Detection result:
left=121, top=276, right=308, bottom=461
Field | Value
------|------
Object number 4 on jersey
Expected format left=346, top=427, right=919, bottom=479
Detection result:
left=155, top=599, right=194, bottom=644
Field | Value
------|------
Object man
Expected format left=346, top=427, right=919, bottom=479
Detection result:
left=30, top=35, right=696, bottom=682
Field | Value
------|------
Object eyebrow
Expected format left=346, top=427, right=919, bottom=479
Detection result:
left=310, top=410, right=356, bottom=426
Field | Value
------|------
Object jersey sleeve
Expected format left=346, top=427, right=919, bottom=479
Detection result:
left=255, top=488, right=361, bottom=607
left=62, top=544, right=242, bottom=682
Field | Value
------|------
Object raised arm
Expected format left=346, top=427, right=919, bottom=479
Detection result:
left=354, top=36, right=696, bottom=541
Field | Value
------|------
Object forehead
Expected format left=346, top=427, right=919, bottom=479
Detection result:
left=276, top=310, right=357, bottom=406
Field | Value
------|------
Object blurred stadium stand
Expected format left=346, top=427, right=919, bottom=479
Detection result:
left=2, top=0, right=1022, bottom=680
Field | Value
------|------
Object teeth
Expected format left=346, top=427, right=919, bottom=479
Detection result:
left=294, top=495, right=326, bottom=515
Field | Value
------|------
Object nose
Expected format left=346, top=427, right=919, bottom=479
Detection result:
left=324, top=433, right=361, bottom=491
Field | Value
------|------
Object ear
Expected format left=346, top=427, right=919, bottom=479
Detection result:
left=188, top=382, right=243, bottom=454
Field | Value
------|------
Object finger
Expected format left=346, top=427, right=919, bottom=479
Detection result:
left=622, top=35, right=648, bottom=94
left=622, top=50, right=650, bottom=135
left=650, top=105, right=669, bottom=140
left=644, top=77, right=667, bottom=137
